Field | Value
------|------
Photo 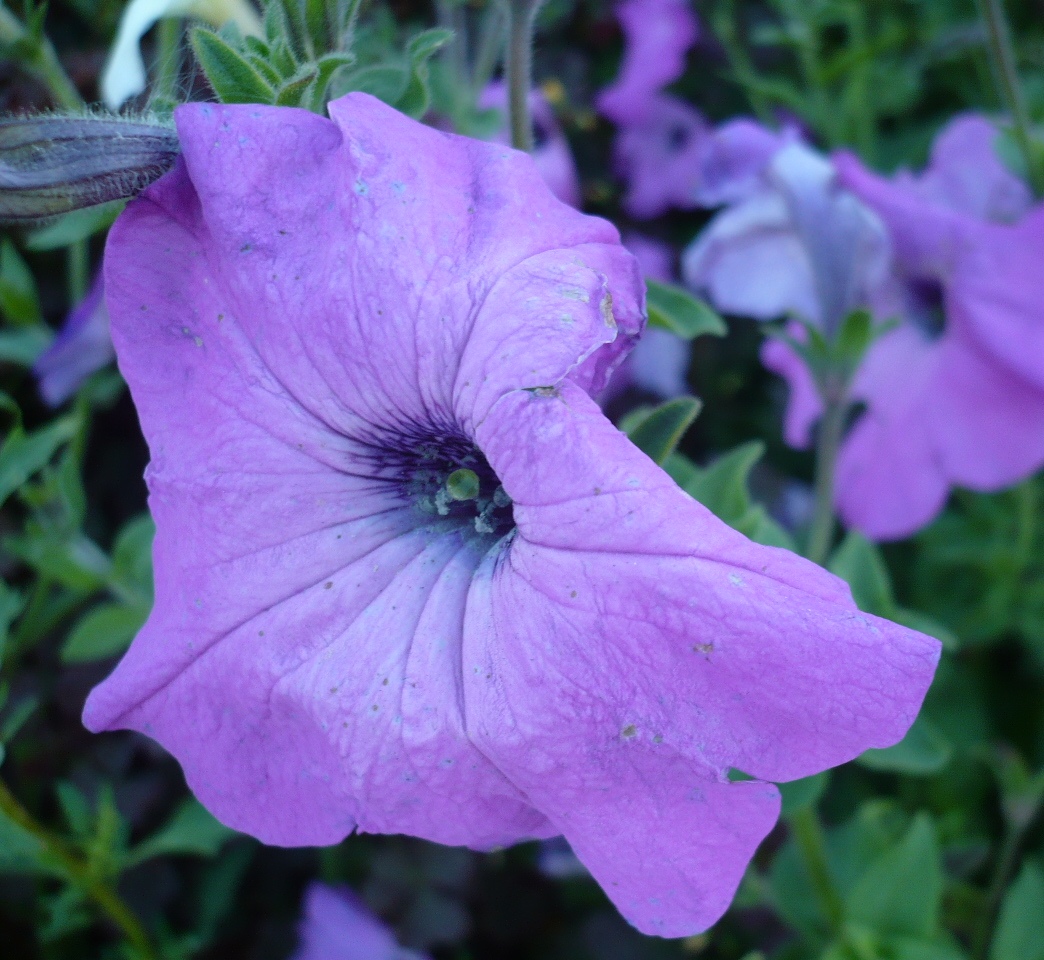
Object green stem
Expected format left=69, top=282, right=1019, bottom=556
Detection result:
left=67, top=239, right=89, bottom=306
left=711, top=1, right=774, bottom=126
left=971, top=773, right=1044, bottom=960
left=152, top=17, right=183, bottom=104
left=505, top=0, right=543, bottom=150
left=1012, top=479, right=1038, bottom=573
left=0, top=7, right=83, bottom=110
left=805, top=377, right=848, bottom=567
left=0, top=777, right=156, bottom=959
left=975, top=0, right=1044, bottom=197
left=790, top=806, right=845, bottom=932
left=472, top=1, right=506, bottom=96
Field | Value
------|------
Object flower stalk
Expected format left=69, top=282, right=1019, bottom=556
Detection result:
left=0, top=777, right=156, bottom=959
left=805, top=373, right=849, bottom=567
left=790, top=805, right=845, bottom=932
left=975, top=0, right=1044, bottom=197
left=506, top=0, right=544, bottom=151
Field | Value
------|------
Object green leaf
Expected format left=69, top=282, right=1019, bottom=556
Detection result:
left=0, top=325, right=51, bottom=366
left=126, top=799, right=235, bottom=867
left=829, top=531, right=895, bottom=616
left=24, top=202, right=123, bottom=251
left=991, top=860, right=1044, bottom=960
left=0, top=581, right=24, bottom=657
left=190, top=28, right=277, bottom=104
left=779, top=771, right=829, bottom=814
left=0, top=239, right=41, bottom=325
left=678, top=440, right=764, bottom=526
left=0, top=801, right=47, bottom=874
left=110, top=514, right=155, bottom=599
left=275, top=63, right=320, bottom=105
left=858, top=716, right=953, bottom=776
left=847, top=814, right=942, bottom=939
left=406, top=26, right=454, bottom=63
left=334, top=63, right=409, bottom=103
left=60, top=602, right=147, bottom=664
left=56, top=781, right=92, bottom=838
left=645, top=280, right=727, bottom=340
left=624, top=397, right=702, bottom=465
left=0, top=414, right=77, bottom=509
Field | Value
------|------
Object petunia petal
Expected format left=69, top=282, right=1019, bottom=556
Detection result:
left=465, top=382, right=940, bottom=931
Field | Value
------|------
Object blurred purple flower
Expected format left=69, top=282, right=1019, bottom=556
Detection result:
left=33, top=275, right=115, bottom=406
left=761, top=116, right=1044, bottom=539
left=84, top=93, right=938, bottom=936
left=292, top=883, right=428, bottom=960
left=596, top=0, right=699, bottom=126
left=615, top=98, right=791, bottom=219
left=479, top=82, right=580, bottom=207
left=684, top=142, right=891, bottom=334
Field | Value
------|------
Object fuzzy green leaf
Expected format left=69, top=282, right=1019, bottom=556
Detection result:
left=191, top=28, right=277, bottom=104
left=646, top=280, right=727, bottom=339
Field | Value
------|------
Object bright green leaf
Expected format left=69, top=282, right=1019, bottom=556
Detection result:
left=990, top=860, right=1044, bottom=960
left=624, top=397, right=702, bottom=465
left=645, top=280, right=727, bottom=340
left=60, top=602, right=147, bottom=664
left=679, top=441, right=764, bottom=525
left=191, top=28, right=277, bottom=104
left=847, top=814, right=942, bottom=939
left=858, top=716, right=953, bottom=776
left=0, top=415, right=77, bottom=509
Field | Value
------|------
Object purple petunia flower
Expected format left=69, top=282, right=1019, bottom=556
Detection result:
left=84, top=93, right=939, bottom=936
left=479, top=82, right=580, bottom=207
left=760, top=116, right=1044, bottom=539
left=33, top=274, right=115, bottom=406
left=683, top=142, right=891, bottom=335
left=614, top=98, right=791, bottom=220
left=596, top=0, right=699, bottom=126
left=292, top=882, right=428, bottom=960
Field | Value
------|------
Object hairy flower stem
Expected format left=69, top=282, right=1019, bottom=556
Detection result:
left=805, top=378, right=849, bottom=567
left=790, top=805, right=845, bottom=931
left=976, top=0, right=1044, bottom=197
left=0, top=7, right=83, bottom=111
left=506, top=0, right=545, bottom=151
left=971, top=770, right=1044, bottom=960
left=0, top=777, right=156, bottom=959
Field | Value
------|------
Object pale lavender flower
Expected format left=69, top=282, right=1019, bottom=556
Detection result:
left=34, top=275, right=115, bottom=406
left=596, top=0, right=699, bottom=126
left=683, top=142, right=891, bottom=334
left=292, top=883, right=428, bottom=960
left=84, top=94, right=938, bottom=936
left=760, top=116, right=1044, bottom=539
left=479, top=82, right=580, bottom=207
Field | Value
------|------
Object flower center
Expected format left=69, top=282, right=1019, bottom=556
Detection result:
left=907, top=277, right=946, bottom=340
left=352, top=423, right=515, bottom=542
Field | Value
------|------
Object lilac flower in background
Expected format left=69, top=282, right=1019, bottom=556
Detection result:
left=479, top=82, right=580, bottom=207
left=683, top=142, right=891, bottom=333
left=760, top=115, right=1044, bottom=539
left=84, top=93, right=939, bottom=936
left=596, top=0, right=699, bottom=126
left=292, top=883, right=428, bottom=960
left=614, top=98, right=792, bottom=219
left=34, top=275, right=115, bottom=406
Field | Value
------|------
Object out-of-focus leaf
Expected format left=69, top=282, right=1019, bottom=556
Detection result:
left=24, top=202, right=123, bottom=251
left=646, top=280, right=727, bottom=340
left=0, top=239, right=41, bottom=325
left=0, top=804, right=50, bottom=874
left=830, top=531, right=894, bottom=615
left=858, top=716, right=953, bottom=775
left=126, top=799, right=235, bottom=867
left=847, top=814, right=942, bottom=939
left=0, top=414, right=77, bottom=508
left=60, top=602, right=146, bottom=664
left=0, top=325, right=51, bottom=366
left=0, top=582, right=24, bottom=656
left=334, top=63, right=408, bottom=101
left=623, top=397, right=702, bottom=465
left=779, top=771, right=829, bottom=814
left=55, top=781, right=92, bottom=838
left=990, top=860, right=1044, bottom=960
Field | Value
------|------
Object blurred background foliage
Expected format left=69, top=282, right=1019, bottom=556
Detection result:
left=1, top=0, right=1044, bottom=958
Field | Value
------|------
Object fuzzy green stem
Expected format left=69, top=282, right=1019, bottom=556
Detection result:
left=67, top=238, right=89, bottom=305
left=805, top=377, right=848, bottom=567
left=472, top=1, right=506, bottom=96
left=0, top=6, right=83, bottom=110
left=0, top=777, right=156, bottom=959
left=790, top=805, right=845, bottom=932
left=972, top=772, right=1044, bottom=960
left=976, top=0, right=1044, bottom=197
left=506, top=0, right=543, bottom=151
